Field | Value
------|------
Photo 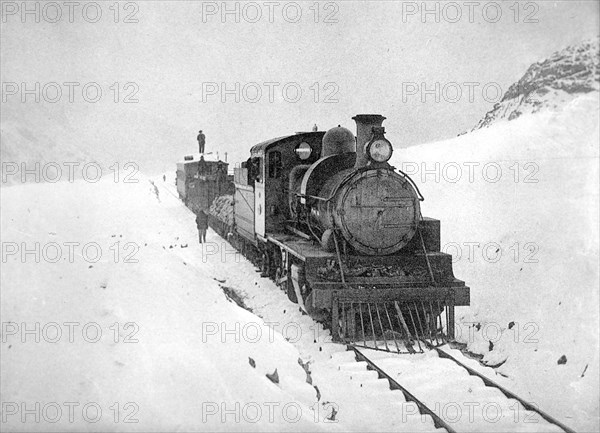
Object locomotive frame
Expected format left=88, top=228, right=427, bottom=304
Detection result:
left=180, top=114, right=470, bottom=348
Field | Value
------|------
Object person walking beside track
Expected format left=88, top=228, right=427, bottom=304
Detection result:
left=196, top=210, right=208, bottom=243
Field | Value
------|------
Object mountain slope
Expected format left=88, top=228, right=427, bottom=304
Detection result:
left=392, top=91, right=599, bottom=431
left=473, top=38, right=599, bottom=129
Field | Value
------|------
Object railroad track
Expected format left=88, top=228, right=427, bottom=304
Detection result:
left=343, top=344, right=575, bottom=433
left=166, top=177, right=576, bottom=432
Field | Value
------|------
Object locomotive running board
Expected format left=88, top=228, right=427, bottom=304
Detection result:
left=332, top=299, right=456, bottom=353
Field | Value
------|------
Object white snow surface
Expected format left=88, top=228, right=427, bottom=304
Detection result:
left=1, top=178, right=336, bottom=431
left=391, top=92, right=599, bottom=431
left=1, top=93, right=598, bottom=432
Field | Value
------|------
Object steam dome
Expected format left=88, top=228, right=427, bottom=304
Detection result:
left=321, top=126, right=355, bottom=157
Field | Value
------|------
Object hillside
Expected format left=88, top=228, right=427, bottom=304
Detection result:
left=473, top=38, right=599, bottom=129
left=0, top=97, right=195, bottom=186
left=392, top=90, right=599, bottom=430
left=0, top=177, right=335, bottom=432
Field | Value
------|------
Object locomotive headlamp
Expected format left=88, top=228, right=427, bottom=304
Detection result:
left=366, top=127, right=393, bottom=163
left=295, top=142, right=312, bottom=160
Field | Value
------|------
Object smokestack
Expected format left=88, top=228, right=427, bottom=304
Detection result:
left=352, top=114, right=386, bottom=168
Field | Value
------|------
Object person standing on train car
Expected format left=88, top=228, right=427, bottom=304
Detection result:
left=196, top=210, right=208, bottom=244
left=197, top=130, right=206, bottom=154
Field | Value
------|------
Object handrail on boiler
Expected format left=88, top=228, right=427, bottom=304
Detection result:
left=294, top=168, right=425, bottom=203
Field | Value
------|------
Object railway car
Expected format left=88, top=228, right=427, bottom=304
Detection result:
left=176, top=156, right=233, bottom=214
left=186, top=114, right=470, bottom=349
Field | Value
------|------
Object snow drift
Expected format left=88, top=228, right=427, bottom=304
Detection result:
left=0, top=178, right=332, bottom=432
left=391, top=90, right=599, bottom=430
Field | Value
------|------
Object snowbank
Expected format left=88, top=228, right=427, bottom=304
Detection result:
left=391, top=92, right=599, bottom=431
left=0, top=177, right=332, bottom=432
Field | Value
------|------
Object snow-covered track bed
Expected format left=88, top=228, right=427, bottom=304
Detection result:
left=345, top=345, right=574, bottom=433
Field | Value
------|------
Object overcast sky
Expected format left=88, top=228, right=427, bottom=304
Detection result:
left=1, top=0, right=598, bottom=173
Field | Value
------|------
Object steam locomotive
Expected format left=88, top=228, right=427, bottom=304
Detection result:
left=177, top=114, right=469, bottom=348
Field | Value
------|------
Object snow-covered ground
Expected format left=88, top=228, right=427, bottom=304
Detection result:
left=0, top=177, right=338, bottom=431
left=1, top=93, right=598, bottom=432
left=392, top=91, right=599, bottom=431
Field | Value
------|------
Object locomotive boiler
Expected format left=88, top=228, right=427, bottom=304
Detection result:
left=184, top=113, right=470, bottom=350
left=291, top=115, right=422, bottom=256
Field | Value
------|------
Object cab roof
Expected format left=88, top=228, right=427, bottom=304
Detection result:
left=250, top=132, right=324, bottom=157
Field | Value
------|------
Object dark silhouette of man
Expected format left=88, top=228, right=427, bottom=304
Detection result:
left=198, top=155, right=208, bottom=176
left=197, top=130, right=206, bottom=154
left=216, top=161, right=225, bottom=175
left=196, top=210, right=208, bottom=243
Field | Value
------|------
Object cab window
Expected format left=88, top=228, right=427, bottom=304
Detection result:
left=252, top=157, right=262, bottom=183
left=268, top=151, right=282, bottom=179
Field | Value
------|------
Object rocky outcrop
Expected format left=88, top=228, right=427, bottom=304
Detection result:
left=473, top=38, right=599, bottom=130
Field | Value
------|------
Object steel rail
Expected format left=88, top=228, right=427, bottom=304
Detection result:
left=348, top=345, right=458, bottom=433
left=426, top=343, right=576, bottom=433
